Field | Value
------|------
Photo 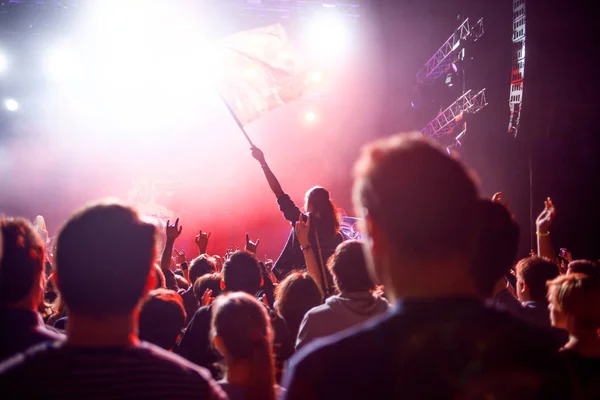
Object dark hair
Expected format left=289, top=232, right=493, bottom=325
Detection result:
left=0, top=218, right=45, bottom=305
left=193, top=273, right=223, bottom=303
left=274, top=271, right=322, bottom=340
left=222, top=251, right=262, bottom=295
left=305, top=186, right=341, bottom=238
left=516, top=257, right=560, bottom=303
left=189, top=255, right=216, bottom=285
left=139, top=289, right=186, bottom=350
left=211, top=293, right=275, bottom=400
left=568, top=260, right=600, bottom=280
left=328, top=240, right=374, bottom=293
left=471, top=200, right=520, bottom=297
left=55, top=201, right=156, bottom=316
left=353, top=133, right=479, bottom=263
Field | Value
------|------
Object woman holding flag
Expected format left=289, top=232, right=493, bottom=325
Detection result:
left=251, top=147, right=344, bottom=297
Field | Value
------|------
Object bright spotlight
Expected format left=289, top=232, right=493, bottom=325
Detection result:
left=0, top=52, right=8, bottom=74
left=305, top=15, right=349, bottom=57
left=244, top=69, right=257, bottom=80
left=310, top=71, right=323, bottom=83
left=44, top=47, right=81, bottom=81
left=305, top=111, right=317, bottom=122
left=4, top=98, right=19, bottom=112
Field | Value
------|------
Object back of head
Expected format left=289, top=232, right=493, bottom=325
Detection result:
left=305, top=186, right=340, bottom=237
left=211, top=292, right=275, bottom=400
left=139, top=289, right=186, bottom=350
left=567, top=260, right=600, bottom=280
left=516, top=257, right=559, bottom=303
left=193, top=273, right=223, bottom=303
left=328, top=240, right=374, bottom=294
left=0, top=218, right=45, bottom=306
left=472, top=200, right=520, bottom=297
left=222, top=251, right=261, bottom=295
left=547, top=273, right=600, bottom=331
left=275, top=271, right=322, bottom=338
left=189, top=255, right=216, bottom=285
left=353, top=133, right=480, bottom=265
left=55, top=201, right=156, bottom=316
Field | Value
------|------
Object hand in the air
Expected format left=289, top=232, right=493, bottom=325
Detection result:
left=536, top=197, right=556, bottom=233
left=195, top=230, right=211, bottom=254
left=166, top=218, right=183, bottom=241
left=251, top=147, right=267, bottom=166
left=294, top=214, right=310, bottom=248
left=245, top=234, right=260, bottom=255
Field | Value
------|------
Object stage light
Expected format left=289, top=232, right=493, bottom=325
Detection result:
left=4, top=98, right=19, bottom=112
left=305, top=111, right=317, bottom=122
left=0, top=52, right=8, bottom=74
left=445, top=73, right=454, bottom=87
left=244, top=69, right=257, bottom=80
left=44, top=47, right=81, bottom=81
left=305, top=15, right=349, bottom=57
left=310, top=71, right=323, bottom=83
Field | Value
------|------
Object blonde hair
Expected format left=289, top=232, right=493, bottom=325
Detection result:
left=547, top=273, right=600, bottom=330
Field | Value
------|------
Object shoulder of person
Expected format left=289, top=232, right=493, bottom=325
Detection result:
left=140, top=342, right=215, bottom=380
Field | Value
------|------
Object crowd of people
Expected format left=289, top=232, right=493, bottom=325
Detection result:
left=0, top=133, right=599, bottom=399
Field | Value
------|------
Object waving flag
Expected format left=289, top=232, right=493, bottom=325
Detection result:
left=218, top=24, right=307, bottom=126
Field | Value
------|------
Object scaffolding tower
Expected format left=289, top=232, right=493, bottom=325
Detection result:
left=420, top=89, right=488, bottom=139
left=416, top=18, right=484, bottom=85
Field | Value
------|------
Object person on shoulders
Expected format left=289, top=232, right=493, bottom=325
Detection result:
left=282, top=133, right=572, bottom=399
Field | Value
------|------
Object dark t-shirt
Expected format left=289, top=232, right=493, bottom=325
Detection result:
left=561, top=350, right=600, bottom=398
left=283, top=297, right=573, bottom=400
left=177, top=301, right=295, bottom=381
left=0, top=341, right=226, bottom=399
left=0, top=308, right=64, bottom=362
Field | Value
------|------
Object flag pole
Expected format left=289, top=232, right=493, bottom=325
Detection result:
left=220, top=95, right=255, bottom=148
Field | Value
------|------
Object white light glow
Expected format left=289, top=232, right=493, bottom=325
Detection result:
left=305, top=15, right=349, bottom=58
left=305, top=111, right=317, bottom=122
left=44, top=47, right=81, bottom=81
left=310, top=71, right=323, bottom=83
left=4, top=98, right=19, bottom=112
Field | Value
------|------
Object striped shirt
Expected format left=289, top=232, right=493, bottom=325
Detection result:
left=0, top=341, right=227, bottom=400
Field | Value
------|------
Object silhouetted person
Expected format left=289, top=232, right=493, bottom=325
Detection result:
left=0, top=201, right=225, bottom=399
left=283, top=134, right=572, bottom=399
left=251, top=146, right=344, bottom=295
left=0, top=218, right=64, bottom=361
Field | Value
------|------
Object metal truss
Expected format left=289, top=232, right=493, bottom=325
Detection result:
left=421, top=89, right=488, bottom=139
left=416, top=18, right=484, bottom=85
left=508, top=0, right=526, bottom=137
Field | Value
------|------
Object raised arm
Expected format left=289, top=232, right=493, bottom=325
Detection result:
left=295, top=215, right=325, bottom=297
left=160, top=218, right=183, bottom=290
left=536, top=197, right=558, bottom=264
left=251, top=146, right=285, bottom=199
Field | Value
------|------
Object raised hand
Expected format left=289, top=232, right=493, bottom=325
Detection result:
left=201, top=289, right=215, bottom=307
left=166, top=218, right=183, bottom=241
left=195, top=230, right=211, bottom=254
left=245, top=233, right=260, bottom=255
left=294, top=214, right=310, bottom=248
left=536, top=197, right=556, bottom=234
left=251, top=146, right=267, bottom=166
left=491, top=192, right=509, bottom=207
left=174, top=248, right=186, bottom=265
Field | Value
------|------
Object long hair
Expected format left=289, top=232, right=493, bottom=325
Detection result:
left=304, top=186, right=340, bottom=238
left=211, top=293, right=275, bottom=400
left=274, top=271, right=322, bottom=340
